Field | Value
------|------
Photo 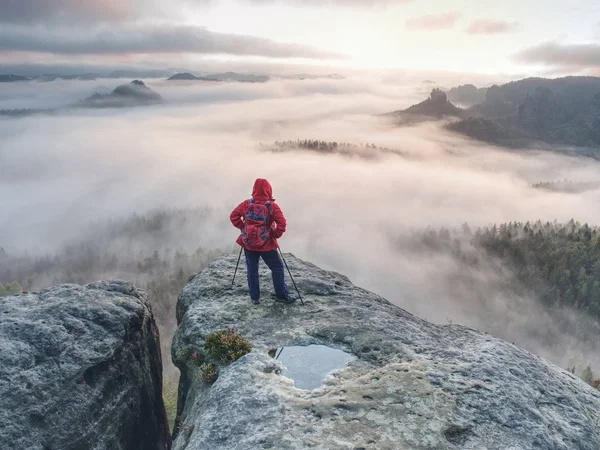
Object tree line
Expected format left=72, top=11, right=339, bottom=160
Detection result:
left=261, top=139, right=407, bottom=159
left=404, top=220, right=600, bottom=389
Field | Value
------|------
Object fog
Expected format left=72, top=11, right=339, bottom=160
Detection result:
left=2, top=76, right=600, bottom=372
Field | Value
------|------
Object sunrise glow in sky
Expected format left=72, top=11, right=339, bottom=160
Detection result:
left=2, top=0, right=600, bottom=76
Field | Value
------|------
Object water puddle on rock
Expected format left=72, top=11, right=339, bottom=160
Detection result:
left=275, top=345, right=355, bottom=390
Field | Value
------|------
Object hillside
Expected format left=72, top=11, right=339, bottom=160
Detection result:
left=445, top=77, right=600, bottom=153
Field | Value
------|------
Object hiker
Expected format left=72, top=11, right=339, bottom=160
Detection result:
left=230, top=178, right=296, bottom=305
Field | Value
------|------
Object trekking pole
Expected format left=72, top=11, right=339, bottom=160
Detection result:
left=278, top=247, right=304, bottom=305
left=232, top=247, right=243, bottom=286
left=276, top=347, right=284, bottom=359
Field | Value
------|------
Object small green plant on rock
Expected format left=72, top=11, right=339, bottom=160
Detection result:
left=0, top=282, right=23, bottom=297
left=174, top=346, right=192, bottom=364
left=175, top=347, right=203, bottom=366
left=204, top=328, right=252, bottom=364
left=200, top=363, right=219, bottom=384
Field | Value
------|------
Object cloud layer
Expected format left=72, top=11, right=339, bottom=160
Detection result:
left=0, top=24, right=346, bottom=59
left=0, top=0, right=410, bottom=24
left=514, top=41, right=600, bottom=70
left=0, top=0, right=134, bottom=23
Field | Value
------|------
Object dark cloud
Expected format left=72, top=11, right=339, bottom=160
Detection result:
left=0, top=0, right=411, bottom=24
left=514, top=42, right=600, bottom=70
left=405, top=12, right=461, bottom=31
left=467, top=19, right=519, bottom=34
left=0, top=0, right=133, bottom=23
left=0, top=24, right=347, bottom=60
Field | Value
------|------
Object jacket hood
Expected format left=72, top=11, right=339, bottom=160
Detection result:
left=252, top=178, right=273, bottom=202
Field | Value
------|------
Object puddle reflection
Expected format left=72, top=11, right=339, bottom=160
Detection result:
left=272, top=345, right=355, bottom=390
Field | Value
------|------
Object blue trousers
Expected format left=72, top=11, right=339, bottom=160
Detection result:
left=244, top=249, right=289, bottom=301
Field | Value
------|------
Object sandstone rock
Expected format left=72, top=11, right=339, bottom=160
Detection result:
left=0, top=281, right=170, bottom=450
left=446, top=84, right=488, bottom=107
left=172, top=254, right=600, bottom=450
left=389, top=88, right=463, bottom=119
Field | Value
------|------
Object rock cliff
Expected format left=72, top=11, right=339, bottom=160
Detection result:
left=172, top=254, right=600, bottom=450
left=388, top=88, right=464, bottom=119
left=0, top=281, right=170, bottom=450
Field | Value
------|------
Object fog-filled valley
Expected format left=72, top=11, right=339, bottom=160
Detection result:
left=3, top=75, right=600, bottom=390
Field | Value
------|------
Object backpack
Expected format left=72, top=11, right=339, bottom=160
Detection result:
left=241, top=199, right=273, bottom=249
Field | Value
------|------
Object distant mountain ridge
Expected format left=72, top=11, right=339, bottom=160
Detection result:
left=1, top=69, right=346, bottom=84
left=455, top=77, right=600, bottom=152
left=0, top=73, right=97, bottom=82
left=1, top=80, right=163, bottom=117
left=0, top=74, right=29, bottom=82
left=167, top=71, right=347, bottom=83
left=167, top=72, right=209, bottom=81
left=391, top=76, right=600, bottom=157
left=167, top=72, right=270, bottom=83
left=282, top=73, right=346, bottom=80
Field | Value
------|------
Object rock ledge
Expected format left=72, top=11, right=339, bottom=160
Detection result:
left=172, top=254, right=600, bottom=450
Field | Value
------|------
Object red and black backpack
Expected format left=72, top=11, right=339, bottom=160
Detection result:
left=241, top=198, right=273, bottom=249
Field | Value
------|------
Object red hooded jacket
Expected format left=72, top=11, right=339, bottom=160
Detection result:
left=230, top=178, right=287, bottom=251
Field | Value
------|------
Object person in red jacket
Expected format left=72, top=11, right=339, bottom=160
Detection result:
left=230, top=178, right=296, bottom=305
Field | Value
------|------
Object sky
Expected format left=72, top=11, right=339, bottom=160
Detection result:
left=2, top=0, right=600, bottom=76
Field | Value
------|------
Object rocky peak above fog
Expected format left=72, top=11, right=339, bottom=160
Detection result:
left=171, top=254, right=600, bottom=450
left=388, top=88, right=464, bottom=119
left=79, top=80, right=163, bottom=108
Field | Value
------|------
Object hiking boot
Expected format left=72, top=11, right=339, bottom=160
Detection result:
left=252, top=298, right=260, bottom=305
left=275, top=296, right=296, bottom=304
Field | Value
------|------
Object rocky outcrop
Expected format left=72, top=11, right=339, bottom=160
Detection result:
left=172, top=254, right=600, bottom=450
left=388, top=88, right=464, bottom=120
left=79, top=80, right=163, bottom=108
left=0, top=281, right=170, bottom=450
